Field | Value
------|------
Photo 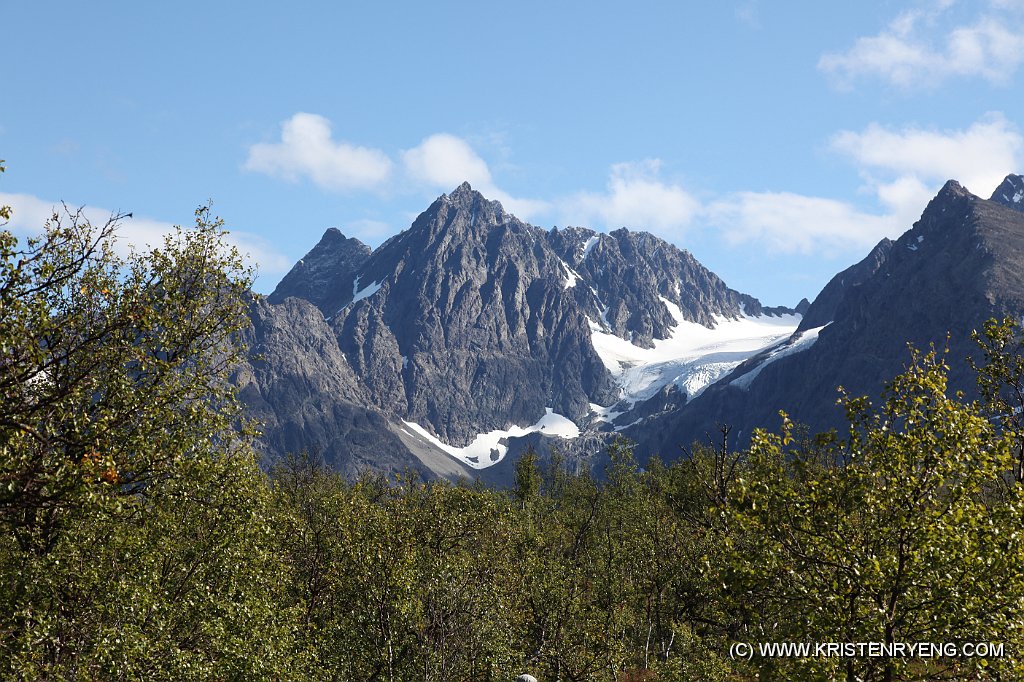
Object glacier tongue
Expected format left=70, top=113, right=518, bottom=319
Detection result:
left=588, top=297, right=801, bottom=405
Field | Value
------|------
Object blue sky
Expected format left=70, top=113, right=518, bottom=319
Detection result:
left=3, top=1, right=1023, bottom=306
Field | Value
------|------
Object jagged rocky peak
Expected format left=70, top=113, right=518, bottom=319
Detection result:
left=798, top=237, right=893, bottom=331
left=800, top=176, right=984, bottom=329
left=939, top=178, right=972, bottom=198
left=547, top=225, right=795, bottom=347
left=897, top=179, right=983, bottom=246
left=268, top=228, right=371, bottom=317
left=546, top=225, right=604, bottom=264
left=239, top=182, right=819, bottom=478
left=352, top=183, right=520, bottom=288
left=323, top=183, right=615, bottom=447
left=991, top=173, right=1024, bottom=211
left=799, top=177, right=990, bottom=333
left=423, top=181, right=509, bottom=236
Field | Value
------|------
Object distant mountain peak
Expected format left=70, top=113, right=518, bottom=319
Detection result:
left=991, top=173, right=1024, bottom=212
left=914, top=179, right=978, bottom=230
left=441, top=181, right=490, bottom=207
left=267, top=228, right=371, bottom=315
left=937, top=179, right=973, bottom=199
left=418, top=183, right=509, bottom=230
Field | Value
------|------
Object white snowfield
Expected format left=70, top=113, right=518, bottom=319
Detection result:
left=410, top=296, right=813, bottom=470
left=351, top=275, right=382, bottom=305
left=588, top=297, right=802, bottom=409
left=402, top=408, right=580, bottom=470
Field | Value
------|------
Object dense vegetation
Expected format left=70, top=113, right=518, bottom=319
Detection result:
left=3, top=171, right=1024, bottom=680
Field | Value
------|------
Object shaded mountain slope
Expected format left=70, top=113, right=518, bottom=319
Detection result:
left=632, top=177, right=1024, bottom=458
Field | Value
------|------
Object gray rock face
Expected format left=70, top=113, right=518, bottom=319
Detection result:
left=990, top=173, right=1024, bottom=212
left=632, top=178, right=1024, bottom=458
left=234, top=296, right=432, bottom=478
left=545, top=226, right=787, bottom=347
left=797, top=237, right=893, bottom=331
left=268, top=228, right=371, bottom=318
left=242, top=175, right=1024, bottom=479
left=330, top=184, right=617, bottom=444
left=240, top=183, right=791, bottom=476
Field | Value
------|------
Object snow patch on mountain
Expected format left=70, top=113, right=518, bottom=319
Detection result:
left=402, top=408, right=580, bottom=469
left=1001, top=175, right=1023, bottom=203
left=731, top=324, right=829, bottom=390
left=589, top=402, right=625, bottom=424
left=581, top=235, right=601, bottom=259
left=351, top=275, right=382, bottom=304
left=588, top=298, right=801, bottom=404
left=558, top=257, right=581, bottom=289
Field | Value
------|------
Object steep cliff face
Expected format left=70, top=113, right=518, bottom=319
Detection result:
left=233, top=296, right=426, bottom=478
left=268, top=228, right=371, bottom=318
left=797, top=237, right=892, bottom=332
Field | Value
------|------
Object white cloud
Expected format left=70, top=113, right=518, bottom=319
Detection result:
left=243, top=114, right=550, bottom=220
left=704, top=113, right=1024, bottom=255
left=0, top=192, right=292, bottom=280
left=830, top=114, right=1024, bottom=220
left=401, top=133, right=550, bottom=220
left=402, top=133, right=493, bottom=190
left=236, top=113, right=1020, bottom=262
left=244, top=113, right=393, bottom=191
left=705, top=191, right=898, bottom=255
left=819, top=4, right=1024, bottom=88
left=561, top=160, right=700, bottom=237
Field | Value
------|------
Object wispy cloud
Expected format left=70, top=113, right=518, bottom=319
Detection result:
left=243, top=113, right=393, bottom=191
left=704, top=113, right=1023, bottom=255
left=819, top=2, right=1024, bottom=88
left=343, top=218, right=393, bottom=241
left=735, top=1, right=761, bottom=28
left=560, top=160, right=700, bottom=238
left=402, top=133, right=493, bottom=191
left=830, top=113, right=1023, bottom=221
left=0, top=192, right=293, bottom=281
left=244, top=115, right=549, bottom=220
left=706, top=191, right=897, bottom=255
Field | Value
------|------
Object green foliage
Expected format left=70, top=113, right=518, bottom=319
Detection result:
left=270, top=455, right=527, bottom=680
left=513, top=446, right=542, bottom=508
left=1, top=203, right=255, bottom=552
left=721, top=348, right=1024, bottom=680
left=0, top=194, right=293, bottom=679
left=0, top=160, right=10, bottom=222
left=971, top=316, right=1024, bottom=481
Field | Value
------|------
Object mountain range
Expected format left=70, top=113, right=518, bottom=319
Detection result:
left=232, top=174, right=1024, bottom=483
